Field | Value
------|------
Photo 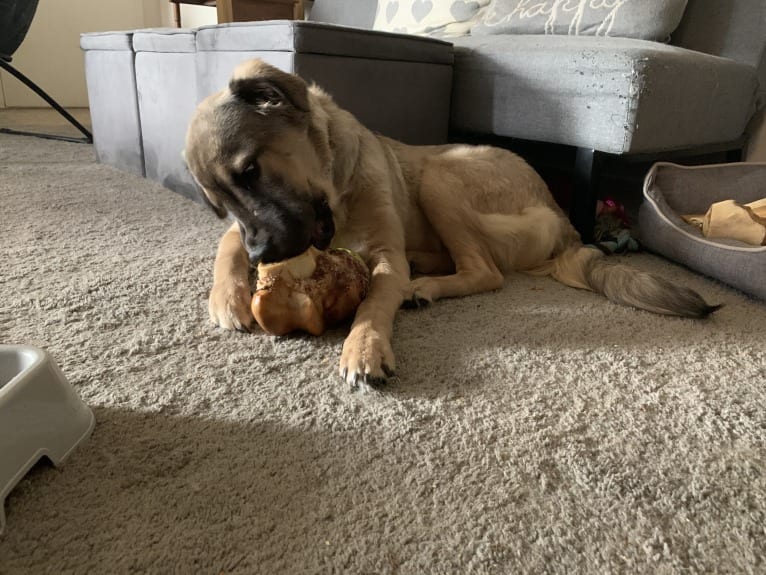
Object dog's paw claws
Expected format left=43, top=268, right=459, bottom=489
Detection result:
left=214, top=313, right=254, bottom=333
left=401, top=296, right=431, bottom=310
left=209, top=282, right=254, bottom=332
left=341, top=369, right=390, bottom=392
left=340, top=327, right=396, bottom=391
left=351, top=372, right=388, bottom=393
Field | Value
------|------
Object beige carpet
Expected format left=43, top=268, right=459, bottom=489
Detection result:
left=1, top=132, right=765, bottom=574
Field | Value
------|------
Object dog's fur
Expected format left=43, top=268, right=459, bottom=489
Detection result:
left=185, top=59, right=718, bottom=388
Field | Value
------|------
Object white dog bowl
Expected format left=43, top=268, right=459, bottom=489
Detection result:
left=0, top=345, right=95, bottom=535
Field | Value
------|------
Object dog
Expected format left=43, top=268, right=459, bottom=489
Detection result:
left=184, top=59, right=719, bottom=389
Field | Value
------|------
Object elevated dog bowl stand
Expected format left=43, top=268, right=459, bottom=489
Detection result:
left=0, top=345, right=95, bottom=535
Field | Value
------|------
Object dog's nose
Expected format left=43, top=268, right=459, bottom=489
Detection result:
left=246, top=242, right=266, bottom=264
left=240, top=227, right=267, bottom=263
left=311, top=200, right=334, bottom=249
left=312, top=216, right=335, bottom=249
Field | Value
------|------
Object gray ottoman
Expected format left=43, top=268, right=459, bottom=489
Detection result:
left=82, top=20, right=454, bottom=203
left=134, top=29, right=199, bottom=200
left=80, top=31, right=144, bottom=177
left=195, top=21, right=454, bottom=145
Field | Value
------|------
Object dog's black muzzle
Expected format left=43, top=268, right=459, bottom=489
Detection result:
left=236, top=183, right=335, bottom=265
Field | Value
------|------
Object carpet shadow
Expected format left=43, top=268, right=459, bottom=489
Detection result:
left=0, top=406, right=417, bottom=574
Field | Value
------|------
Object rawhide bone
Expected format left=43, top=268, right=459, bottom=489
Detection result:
left=251, top=246, right=369, bottom=336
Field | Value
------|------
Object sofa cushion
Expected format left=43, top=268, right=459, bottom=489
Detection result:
left=473, top=0, right=688, bottom=42
left=449, top=34, right=758, bottom=154
left=372, top=0, right=490, bottom=37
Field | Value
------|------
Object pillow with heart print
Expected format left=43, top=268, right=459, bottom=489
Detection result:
left=372, top=0, right=491, bottom=37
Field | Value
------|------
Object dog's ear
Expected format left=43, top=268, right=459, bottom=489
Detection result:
left=199, top=188, right=228, bottom=219
left=229, top=59, right=309, bottom=114
left=182, top=149, right=228, bottom=218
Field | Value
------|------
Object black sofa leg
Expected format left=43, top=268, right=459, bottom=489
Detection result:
left=725, top=147, right=743, bottom=163
left=0, top=58, right=93, bottom=144
left=570, top=147, right=602, bottom=243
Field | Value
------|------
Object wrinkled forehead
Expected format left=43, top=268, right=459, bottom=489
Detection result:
left=186, top=99, right=250, bottom=173
left=184, top=88, right=323, bottom=200
left=189, top=91, right=295, bottom=156
left=187, top=95, right=238, bottom=150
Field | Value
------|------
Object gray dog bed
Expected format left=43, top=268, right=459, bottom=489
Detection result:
left=638, top=161, right=766, bottom=301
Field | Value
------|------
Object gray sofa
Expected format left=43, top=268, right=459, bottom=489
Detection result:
left=309, top=0, right=766, bottom=240
left=81, top=0, right=766, bottom=241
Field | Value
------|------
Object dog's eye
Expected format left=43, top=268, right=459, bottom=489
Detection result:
left=239, top=163, right=260, bottom=190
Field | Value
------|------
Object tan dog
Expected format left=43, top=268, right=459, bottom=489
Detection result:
left=185, top=59, right=718, bottom=389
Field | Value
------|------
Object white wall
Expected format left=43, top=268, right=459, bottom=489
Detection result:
left=173, top=4, right=218, bottom=29
left=0, top=0, right=216, bottom=108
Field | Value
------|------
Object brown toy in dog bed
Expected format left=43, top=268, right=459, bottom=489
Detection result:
left=252, top=247, right=369, bottom=336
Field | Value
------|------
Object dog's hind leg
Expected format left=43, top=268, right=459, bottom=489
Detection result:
left=405, top=168, right=569, bottom=305
left=405, top=250, right=504, bottom=306
left=406, top=250, right=455, bottom=275
left=403, top=185, right=506, bottom=304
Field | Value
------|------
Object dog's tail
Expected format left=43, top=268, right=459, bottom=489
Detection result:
left=532, top=246, right=721, bottom=318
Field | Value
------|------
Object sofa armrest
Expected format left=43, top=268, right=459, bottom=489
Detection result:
left=672, top=0, right=766, bottom=98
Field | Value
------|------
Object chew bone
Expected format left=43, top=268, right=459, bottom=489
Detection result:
left=251, top=247, right=369, bottom=336
left=702, top=199, right=766, bottom=246
left=683, top=197, right=766, bottom=246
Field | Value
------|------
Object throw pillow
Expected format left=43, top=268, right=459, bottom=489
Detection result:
left=472, top=0, right=688, bottom=42
left=373, top=0, right=491, bottom=37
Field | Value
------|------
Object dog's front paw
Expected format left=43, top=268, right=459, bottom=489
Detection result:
left=208, top=280, right=254, bottom=332
left=339, top=327, right=396, bottom=391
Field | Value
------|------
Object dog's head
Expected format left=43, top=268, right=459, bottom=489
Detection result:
left=185, top=59, right=335, bottom=264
